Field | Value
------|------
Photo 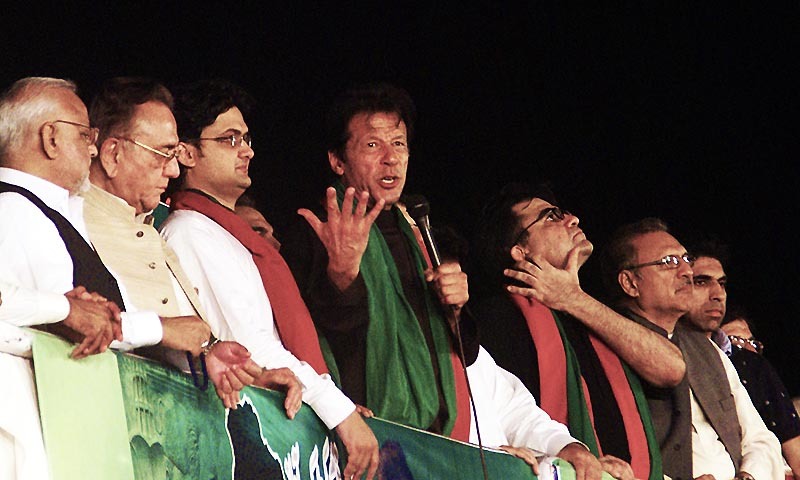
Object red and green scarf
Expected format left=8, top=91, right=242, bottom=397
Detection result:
left=511, top=294, right=662, bottom=480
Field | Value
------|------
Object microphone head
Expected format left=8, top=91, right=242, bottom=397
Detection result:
left=405, top=194, right=430, bottom=221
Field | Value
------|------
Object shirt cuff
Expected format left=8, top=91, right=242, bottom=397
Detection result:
left=301, top=370, right=357, bottom=429
left=111, top=311, right=163, bottom=351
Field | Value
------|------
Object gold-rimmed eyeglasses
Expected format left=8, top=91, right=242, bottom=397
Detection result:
left=51, top=120, right=99, bottom=146
left=118, top=137, right=181, bottom=162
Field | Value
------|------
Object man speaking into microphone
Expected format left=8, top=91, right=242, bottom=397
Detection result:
left=283, top=82, right=477, bottom=440
left=283, top=83, right=606, bottom=478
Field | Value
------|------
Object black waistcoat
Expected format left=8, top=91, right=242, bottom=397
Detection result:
left=0, top=181, right=124, bottom=309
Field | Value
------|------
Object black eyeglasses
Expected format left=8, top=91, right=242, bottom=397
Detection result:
left=51, top=120, right=99, bottom=146
left=624, top=254, right=695, bottom=271
left=513, top=206, right=570, bottom=245
left=196, top=133, right=252, bottom=148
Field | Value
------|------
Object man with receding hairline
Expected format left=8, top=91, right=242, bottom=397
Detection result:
left=0, top=76, right=123, bottom=480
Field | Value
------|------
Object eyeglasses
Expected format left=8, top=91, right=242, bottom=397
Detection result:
left=728, top=335, right=764, bottom=354
left=196, top=133, right=252, bottom=149
left=513, top=206, right=570, bottom=245
left=624, top=254, right=695, bottom=271
left=51, top=120, right=99, bottom=146
left=119, top=137, right=181, bottom=162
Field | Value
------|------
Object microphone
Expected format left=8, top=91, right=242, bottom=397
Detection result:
left=405, top=193, right=491, bottom=480
left=405, top=194, right=443, bottom=268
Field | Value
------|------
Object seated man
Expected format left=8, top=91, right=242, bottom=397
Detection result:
left=160, top=79, right=379, bottom=480
left=600, top=217, right=783, bottom=480
left=84, top=76, right=300, bottom=410
left=683, top=239, right=800, bottom=477
left=471, top=182, right=685, bottom=480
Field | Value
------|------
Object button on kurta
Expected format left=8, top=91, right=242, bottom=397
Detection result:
left=136, top=231, right=144, bottom=238
left=161, top=298, right=168, bottom=304
left=148, top=262, right=157, bottom=269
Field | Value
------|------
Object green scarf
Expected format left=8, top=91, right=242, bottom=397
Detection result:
left=622, top=364, right=664, bottom=480
left=551, top=310, right=600, bottom=455
left=334, top=184, right=457, bottom=433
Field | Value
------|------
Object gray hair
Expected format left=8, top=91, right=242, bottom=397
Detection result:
left=0, top=77, right=77, bottom=162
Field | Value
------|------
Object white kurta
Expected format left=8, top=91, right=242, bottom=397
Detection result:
left=160, top=209, right=355, bottom=429
left=0, top=168, right=160, bottom=479
left=467, top=346, right=579, bottom=458
left=691, top=338, right=784, bottom=480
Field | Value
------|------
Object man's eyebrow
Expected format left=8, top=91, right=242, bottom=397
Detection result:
left=692, top=274, right=712, bottom=282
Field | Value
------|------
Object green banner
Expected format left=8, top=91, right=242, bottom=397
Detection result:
left=32, top=331, right=596, bottom=479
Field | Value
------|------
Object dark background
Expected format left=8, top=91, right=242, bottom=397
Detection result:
left=3, top=4, right=798, bottom=393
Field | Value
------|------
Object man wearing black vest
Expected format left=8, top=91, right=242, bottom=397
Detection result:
left=600, top=218, right=782, bottom=480
left=0, top=76, right=127, bottom=480
left=0, top=77, right=124, bottom=354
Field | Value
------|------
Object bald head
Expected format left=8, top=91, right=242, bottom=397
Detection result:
left=0, top=77, right=97, bottom=193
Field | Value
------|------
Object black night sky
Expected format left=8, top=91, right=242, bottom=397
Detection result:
left=3, top=4, right=799, bottom=393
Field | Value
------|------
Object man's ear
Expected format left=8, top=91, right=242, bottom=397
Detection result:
left=619, top=270, right=639, bottom=297
left=41, top=123, right=59, bottom=159
left=510, top=244, right=527, bottom=262
left=98, top=138, right=121, bottom=178
left=178, top=142, right=197, bottom=168
left=328, top=151, right=344, bottom=176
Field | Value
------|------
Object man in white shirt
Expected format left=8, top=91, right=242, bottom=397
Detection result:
left=600, top=218, right=783, bottom=480
left=0, top=76, right=128, bottom=480
left=159, top=79, right=379, bottom=480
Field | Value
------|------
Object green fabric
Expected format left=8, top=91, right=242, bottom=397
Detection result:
left=622, top=363, right=664, bottom=480
left=550, top=310, right=600, bottom=455
left=31, top=330, right=135, bottom=480
left=334, top=182, right=457, bottom=434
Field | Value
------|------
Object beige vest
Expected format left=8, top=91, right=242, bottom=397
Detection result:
left=81, top=185, right=208, bottom=323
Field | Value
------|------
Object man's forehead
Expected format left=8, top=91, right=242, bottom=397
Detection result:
left=204, top=106, right=247, bottom=134
left=512, top=197, right=552, bottom=217
left=633, top=231, right=685, bottom=256
left=129, top=102, right=177, bottom=135
left=53, top=88, right=88, bottom=120
left=349, top=111, right=406, bottom=133
left=692, top=256, right=726, bottom=277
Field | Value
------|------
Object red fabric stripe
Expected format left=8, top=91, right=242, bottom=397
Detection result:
left=449, top=350, right=472, bottom=442
left=589, top=335, right=650, bottom=479
left=171, top=190, right=329, bottom=374
left=511, top=294, right=569, bottom=425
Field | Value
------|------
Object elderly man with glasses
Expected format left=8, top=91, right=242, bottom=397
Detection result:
left=0, top=76, right=127, bottom=480
left=600, top=217, right=783, bottom=480
left=81, top=76, right=302, bottom=412
left=472, top=182, right=685, bottom=480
